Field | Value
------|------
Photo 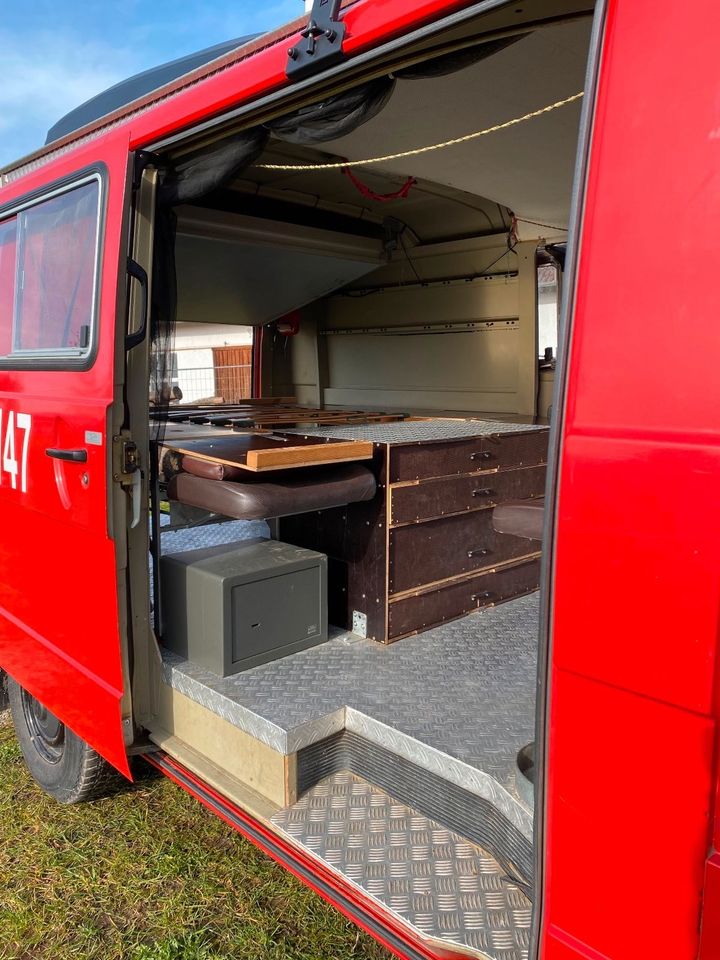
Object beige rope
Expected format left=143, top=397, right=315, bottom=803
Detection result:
left=256, top=92, right=584, bottom=171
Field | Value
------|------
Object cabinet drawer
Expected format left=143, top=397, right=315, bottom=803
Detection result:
left=389, top=430, right=549, bottom=482
left=389, top=508, right=537, bottom=594
left=388, top=558, right=540, bottom=639
left=480, top=430, right=548, bottom=471
left=390, top=437, right=492, bottom=483
left=391, top=464, right=547, bottom=525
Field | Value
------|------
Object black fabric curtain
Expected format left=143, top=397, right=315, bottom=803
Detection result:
left=393, top=34, right=526, bottom=80
left=149, top=207, right=177, bottom=420
left=157, top=128, right=269, bottom=207
left=265, top=76, right=395, bottom=145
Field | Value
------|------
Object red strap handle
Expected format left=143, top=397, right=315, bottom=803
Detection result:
left=342, top=166, right=417, bottom=202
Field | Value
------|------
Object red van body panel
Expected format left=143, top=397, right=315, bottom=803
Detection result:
left=541, top=1, right=720, bottom=957
left=0, top=129, right=132, bottom=777
left=2, top=1, right=720, bottom=957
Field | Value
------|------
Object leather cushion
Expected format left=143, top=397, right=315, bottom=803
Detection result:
left=181, top=455, right=245, bottom=481
left=168, top=463, right=377, bottom=520
left=492, top=497, right=545, bottom=541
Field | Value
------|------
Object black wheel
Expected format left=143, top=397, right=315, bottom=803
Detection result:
left=7, top=677, right=119, bottom=804
left=0, top=671, right=8, bottom=712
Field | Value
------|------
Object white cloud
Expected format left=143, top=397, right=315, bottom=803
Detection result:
left=0, top=1, right=303, bottom=168
left=0, top=30, right=141, bottom=165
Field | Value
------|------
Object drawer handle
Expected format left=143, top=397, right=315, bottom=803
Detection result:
left=472, top=488, right=495, bottom=497
left=470, top=451, right=494, bottom=461
left=472, top=591, right=495, bottom=602
left=468, top=548, right=491, bottom=558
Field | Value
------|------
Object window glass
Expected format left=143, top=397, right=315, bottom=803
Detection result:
left=11, top=180, right=99, bottom=357
left=0, top=218, right=17, bottom=356
left=538, top=262, right=559, bottom=360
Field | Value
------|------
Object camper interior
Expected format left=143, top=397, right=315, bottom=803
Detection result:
left=129, top=7, right=595, bottom=957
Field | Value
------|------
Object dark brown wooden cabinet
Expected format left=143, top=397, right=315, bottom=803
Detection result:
left=281, top=422, right=548, bottom=643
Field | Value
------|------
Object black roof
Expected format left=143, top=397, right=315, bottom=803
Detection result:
left=45, top=34, right=261, bottom=145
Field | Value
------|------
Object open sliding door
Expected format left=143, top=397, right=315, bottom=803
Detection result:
left=0, top=128, right=134, bottom=776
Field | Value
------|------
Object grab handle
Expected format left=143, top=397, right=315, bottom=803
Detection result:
left=46, top=448, right=88, bottom=463
left=126, top=258, right=149, bottom=350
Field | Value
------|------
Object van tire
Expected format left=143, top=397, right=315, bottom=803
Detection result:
left=7, top=677, right=119, bottom=803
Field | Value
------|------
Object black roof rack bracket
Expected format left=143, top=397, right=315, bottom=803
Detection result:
left=286, top=0, right=347, bottom=80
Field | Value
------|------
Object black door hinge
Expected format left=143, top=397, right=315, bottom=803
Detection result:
left=286, top=0, right=346, bottom=80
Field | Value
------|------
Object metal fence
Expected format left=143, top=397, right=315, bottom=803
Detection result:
left=175, top=363, right=252, bottom=404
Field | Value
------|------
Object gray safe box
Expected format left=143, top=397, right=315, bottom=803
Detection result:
left=161, top=538, right=328, bottom=677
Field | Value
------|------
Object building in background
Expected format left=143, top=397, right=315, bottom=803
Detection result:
left=172, top=323, right=253, bottom=403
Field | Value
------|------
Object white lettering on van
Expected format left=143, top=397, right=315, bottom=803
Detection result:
left=0, top=411, right=32, bottom=493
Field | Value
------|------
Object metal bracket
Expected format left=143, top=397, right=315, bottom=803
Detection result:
left=287, top=0, right=346, bottom=80
left=112, top=432, right=139, bottom=488
left=132, top=150, right=160, bottom=191
left=113, top=433, right=142, bottom=529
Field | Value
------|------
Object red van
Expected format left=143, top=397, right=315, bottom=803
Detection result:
left=1, top=2, right=719, bottom=958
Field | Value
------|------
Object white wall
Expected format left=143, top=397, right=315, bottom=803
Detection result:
left=288, top=235, right=542, bottom=417
left=175, top=348, right=215, bottom=403
left=174, top=323, right=252, bottom=350
left=321, top=276, right=522, bottom=413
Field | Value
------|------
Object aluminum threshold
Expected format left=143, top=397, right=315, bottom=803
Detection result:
left=147, top=752, right=530, bottom=960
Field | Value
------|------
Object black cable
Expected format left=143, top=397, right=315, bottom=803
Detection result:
left=407, top=183, right=497, bottom=231
left=514, top=216, right=568, bottom=232
left=478, top=240, right=518, bottom=277
left=399, top=230, right=423, bottom=285
left=402, top=222, right=423, bottom=244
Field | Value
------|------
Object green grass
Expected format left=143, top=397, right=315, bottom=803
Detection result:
left=0, top=714, right=391, bottom=960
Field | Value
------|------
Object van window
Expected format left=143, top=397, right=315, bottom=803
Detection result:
left=538, top=261, right=559, bottom=360
left=0, top=178, right=101, bottom=363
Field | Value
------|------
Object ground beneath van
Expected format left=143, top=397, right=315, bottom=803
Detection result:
left=0, top=710, right=390, bottom=960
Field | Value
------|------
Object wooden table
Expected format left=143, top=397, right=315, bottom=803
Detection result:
left=165, top=432, right=373, bottom=473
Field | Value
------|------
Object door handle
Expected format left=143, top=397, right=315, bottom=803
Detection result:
left=46, top=448, right=88, bottom=463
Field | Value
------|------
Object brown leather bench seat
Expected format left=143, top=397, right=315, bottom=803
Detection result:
left=492, top=496, right=545, bottom=541
left=167, top=457, right=377, bottom=521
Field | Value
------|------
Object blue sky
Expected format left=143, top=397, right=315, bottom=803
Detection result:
left=0, top=0, right=302, bottom=167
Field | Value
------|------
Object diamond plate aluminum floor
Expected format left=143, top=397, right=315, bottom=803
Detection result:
left=159, top=515, right=270, bottom=547
left=272, top=771, right=531, bottom=960
left=286, top=419, right=547, bottom=443
left=162, top=554, right=539, bottom=837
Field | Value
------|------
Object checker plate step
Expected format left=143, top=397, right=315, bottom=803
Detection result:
left=271, top=771, right=531, bottom=959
